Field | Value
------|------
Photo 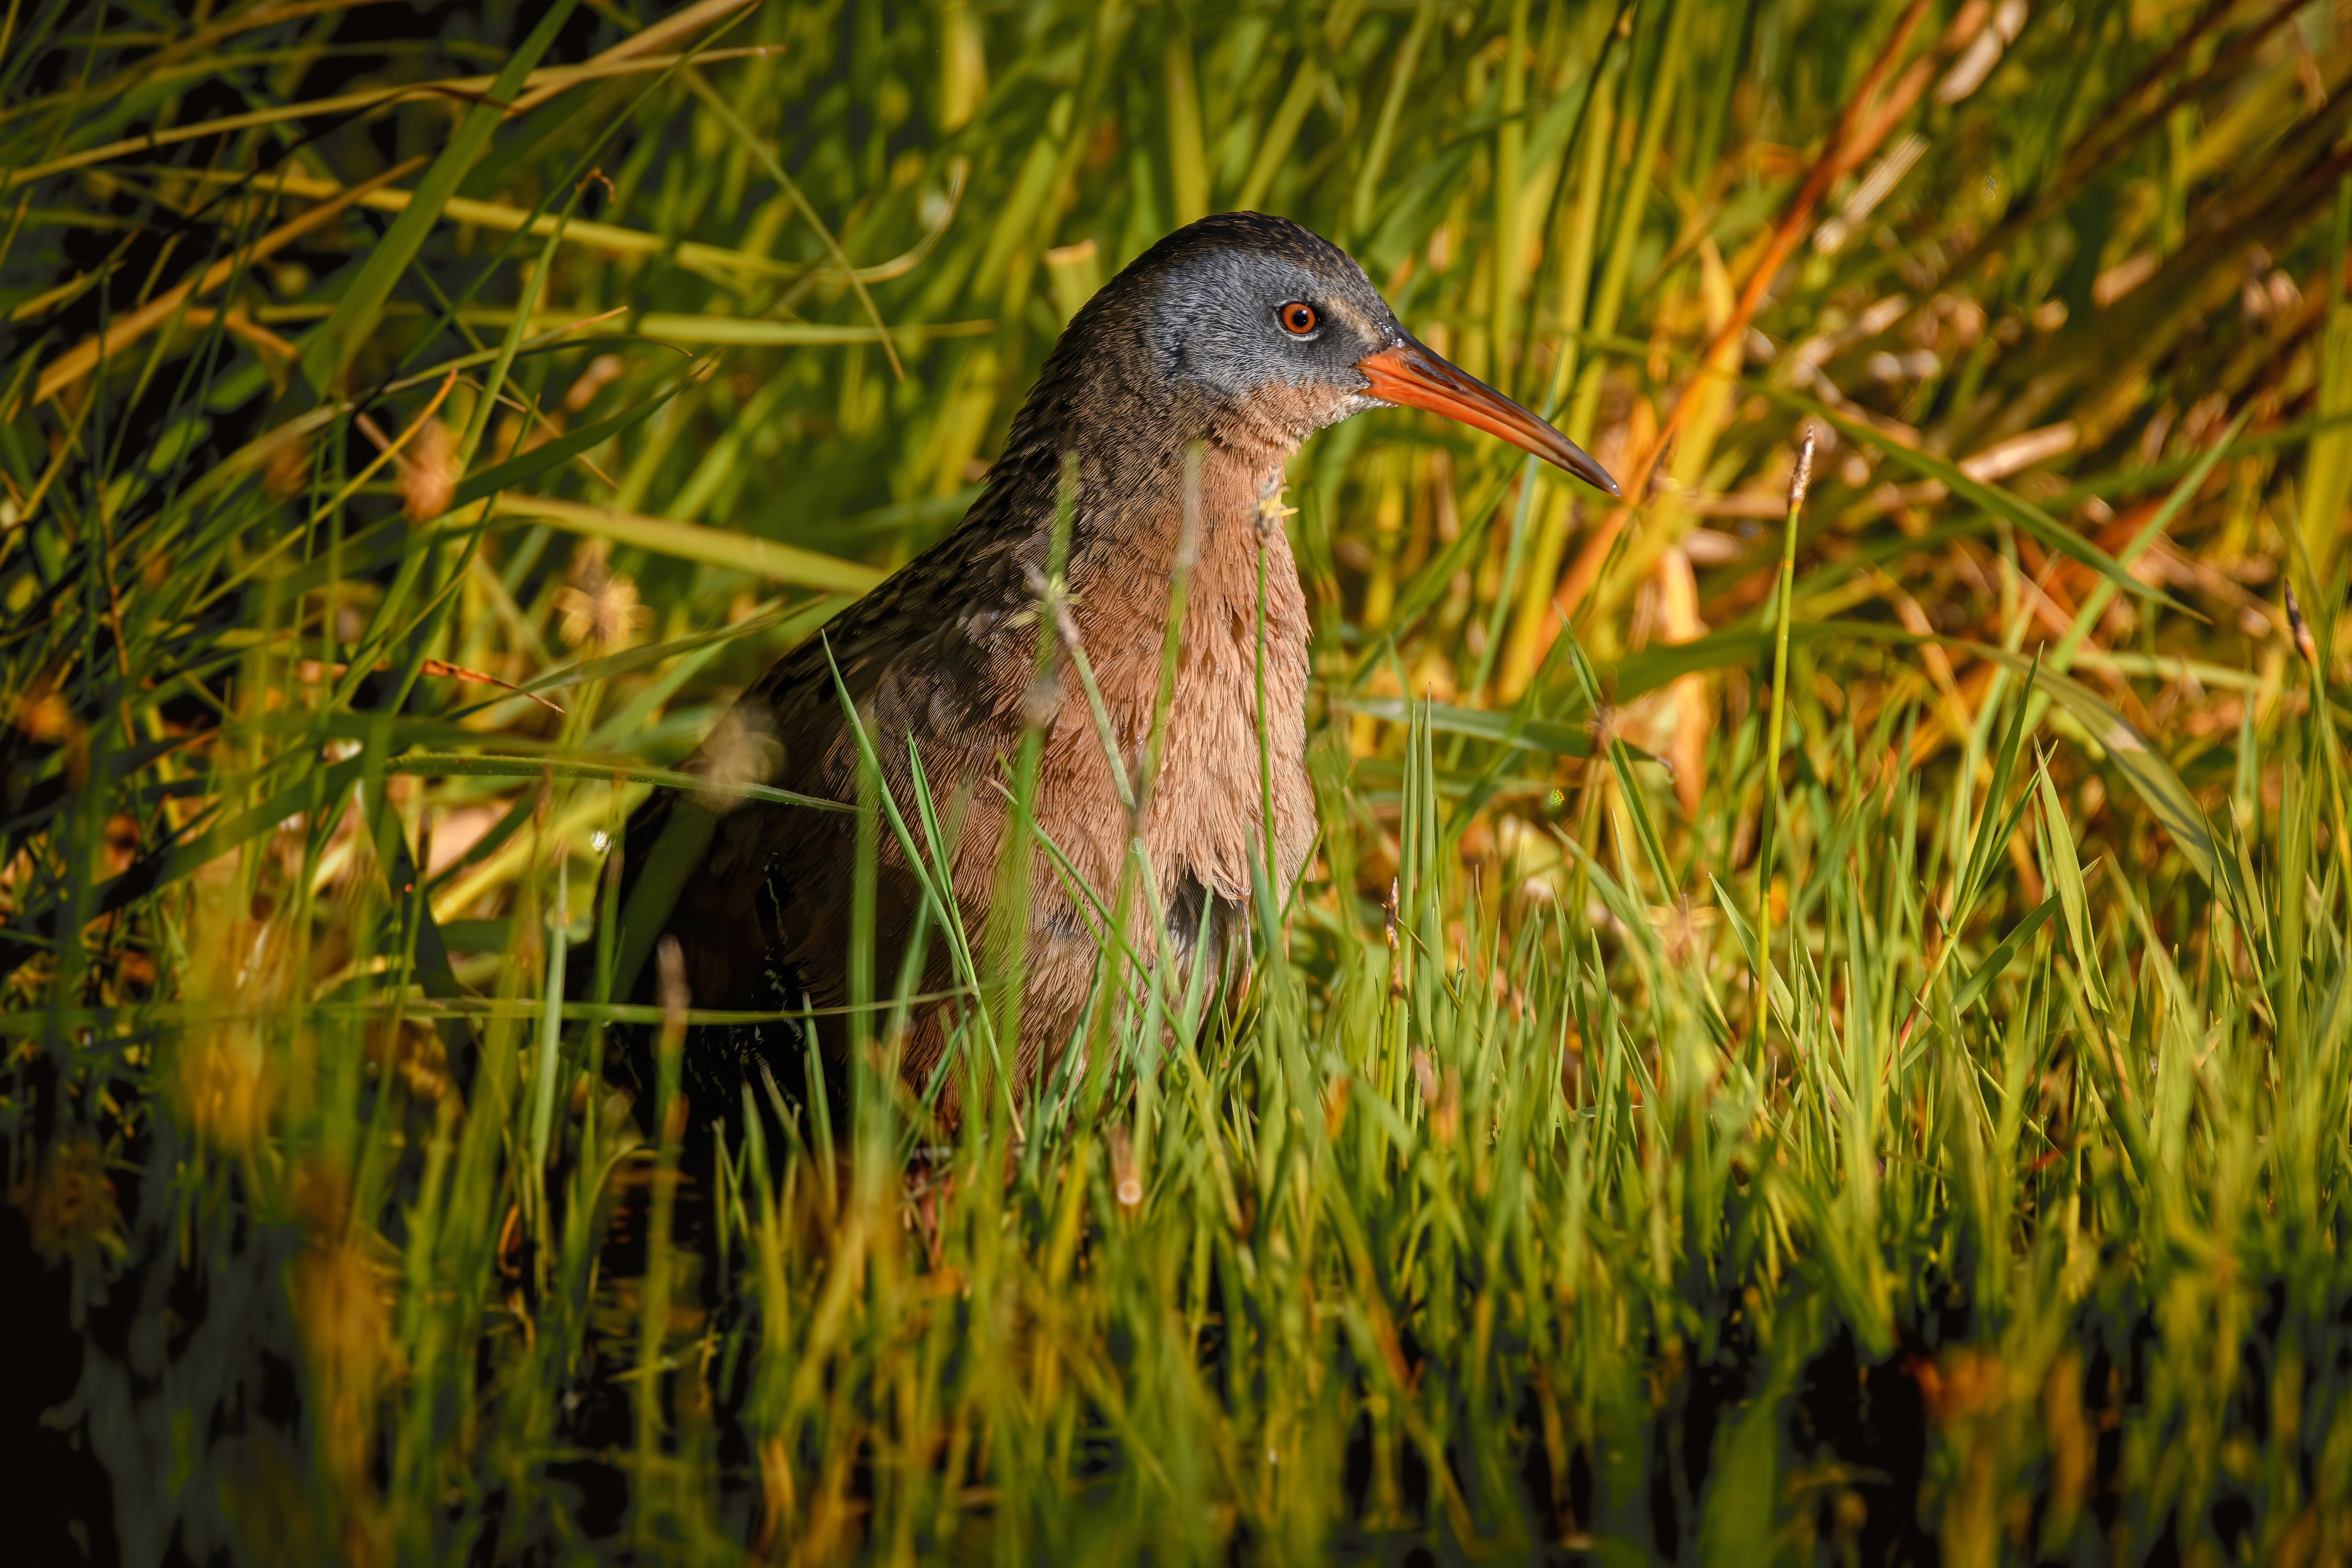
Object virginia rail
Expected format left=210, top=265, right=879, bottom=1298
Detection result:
left=606, top=211, right=1617, bottom=1131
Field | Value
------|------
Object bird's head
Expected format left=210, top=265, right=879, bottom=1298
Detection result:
left=1062, top=211, right=1617, bottom=498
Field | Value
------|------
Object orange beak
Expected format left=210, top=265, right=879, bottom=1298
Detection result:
left=1357, top=338, right=1619, bottom=497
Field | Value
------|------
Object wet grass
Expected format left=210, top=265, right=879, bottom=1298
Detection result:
left=4, top=0, right=2351, bottom=1562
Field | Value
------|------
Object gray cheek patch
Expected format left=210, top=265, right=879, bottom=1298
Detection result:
left=1151, top=255, right=1354, bottom=398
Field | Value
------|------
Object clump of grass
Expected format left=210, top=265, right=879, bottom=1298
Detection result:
left=5, top=0, right=2351, bottom=1562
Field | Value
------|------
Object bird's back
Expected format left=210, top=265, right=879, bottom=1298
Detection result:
left=601, top=483, right=1046, bottom=1114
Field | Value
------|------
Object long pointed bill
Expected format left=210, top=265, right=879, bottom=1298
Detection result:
left=1357, top=339, right=1620, bottom=497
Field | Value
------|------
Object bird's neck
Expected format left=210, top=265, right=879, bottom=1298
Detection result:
left=983, top=375, right=1309, bottom=670
left=1094, top=438, right=1285, bottom=561
left=1056, top=421, right=1308, bottom=713
left=985, top=379, right=1317, bottom=910
left=1081, top=397, right=1296, bottom=552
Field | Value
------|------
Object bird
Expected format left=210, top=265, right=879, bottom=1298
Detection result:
left=602, top=211, right=1618, bottom=1135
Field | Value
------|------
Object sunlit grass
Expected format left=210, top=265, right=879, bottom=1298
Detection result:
left=5, top=0, right=2351, bottom=1561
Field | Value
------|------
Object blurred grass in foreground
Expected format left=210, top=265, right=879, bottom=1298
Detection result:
left=5, top=0, right=2352, bottom=1561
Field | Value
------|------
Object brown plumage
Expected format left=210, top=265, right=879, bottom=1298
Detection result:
left=605, top=212, right=1616, bottom=1132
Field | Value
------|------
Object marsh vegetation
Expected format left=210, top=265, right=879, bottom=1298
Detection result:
left=4, top=0, right=2351, bottom=1561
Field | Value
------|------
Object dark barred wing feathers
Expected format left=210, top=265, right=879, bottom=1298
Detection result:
left=595, top=488, right=1046, bottom=1113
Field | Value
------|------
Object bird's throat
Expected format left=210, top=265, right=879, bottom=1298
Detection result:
left=1060, top=437, right=1317, bottom=914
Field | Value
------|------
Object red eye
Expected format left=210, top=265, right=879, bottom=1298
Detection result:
left=1278, top=302, right=1319, bottom=335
